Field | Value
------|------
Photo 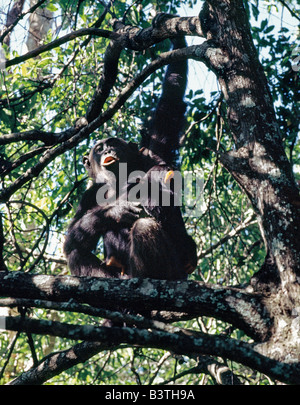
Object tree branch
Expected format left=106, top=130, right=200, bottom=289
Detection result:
left=85, top=36, right=122, bottom=123
left=198, top=213, right=257, bottom=259
left=111, top=14, right=204, bottom=50
left=3, top=315, right=300, bottom=384
left=0, top=130, right=58, bottom=146
left=0, top=271, right=271, bottom=341
left=0, top=297, right=184, bottom=331
left=278, top=0, right=300, bottom=21
left=8, top=339, right=114, bottom=385
left=4, top=15, right=204, bottom=69
left=4, top=28, right=114, bottom=69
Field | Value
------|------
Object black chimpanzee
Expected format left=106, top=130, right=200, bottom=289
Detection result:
left=63, top=37, right=197, bottom=280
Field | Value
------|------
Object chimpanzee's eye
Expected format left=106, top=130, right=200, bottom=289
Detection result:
left=94, top=143, right=104, bottom=153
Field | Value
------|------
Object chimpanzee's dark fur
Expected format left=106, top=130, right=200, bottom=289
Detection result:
left=64, top=37, right=197, bottom=280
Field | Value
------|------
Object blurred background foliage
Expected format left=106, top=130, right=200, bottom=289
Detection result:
left=0, top=0, right=299, bottom=385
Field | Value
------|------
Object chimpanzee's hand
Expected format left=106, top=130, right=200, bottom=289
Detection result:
left=103, top=201, right=143, bottom=227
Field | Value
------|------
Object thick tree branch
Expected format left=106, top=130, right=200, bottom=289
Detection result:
left=0, top=297, right=187, bottom=330
left=4, top=15, right=204, bottom=69
left=0, top=130, right=59, bottom=146
left=3, top=315, right=299, bottom=384
left=8, top=340, right=114, bottom=385
left=0, top=271, right=271, bottom=341
left=111, top=14, right=204, bottom=50
left=4, top=28, right=114, bottom=69
left=85, top=38, right=122, bottom=123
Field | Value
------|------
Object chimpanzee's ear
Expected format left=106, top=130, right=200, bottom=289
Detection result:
left=83, top=155, right=91, bottom=170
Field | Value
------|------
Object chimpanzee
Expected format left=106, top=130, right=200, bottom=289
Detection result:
left=63, top=37, right=197, bottom=280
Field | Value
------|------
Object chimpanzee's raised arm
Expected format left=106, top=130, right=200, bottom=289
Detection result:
left=64, top=32, right=197, bottom=281
left=141, top=36, right=188, bottom=165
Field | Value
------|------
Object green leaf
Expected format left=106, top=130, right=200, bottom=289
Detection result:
left=260, top=19, right=268, bottom=31
left=264, top=25, right=275, bottom=34
left=46, top=3, right=58, bottom=12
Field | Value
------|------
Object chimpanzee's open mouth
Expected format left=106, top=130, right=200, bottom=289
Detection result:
left=102, top=154, right=119, bottom=166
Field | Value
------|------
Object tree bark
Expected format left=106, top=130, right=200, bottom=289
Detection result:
left=197, top=0, right=300, bottom=363
left=26, top=0, right=53, bottom=52
left=0, top=271, right=271, bottom=341
left=1, top=0, right=26, bottom=47
left=8, top=340, right=112, bottom=385
left=3, top=315, right=300, bottom=384
left=200, top=0, right=300, bottom=292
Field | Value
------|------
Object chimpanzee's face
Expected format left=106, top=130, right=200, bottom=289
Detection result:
left=83, top=137, right=140, bottom=181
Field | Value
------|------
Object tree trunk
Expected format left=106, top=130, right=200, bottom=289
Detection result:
left=2, top=0, right=26, bottom=47
left=26, top=0, right=53, bottom=52
left=200, top=0, right=300, bottom=360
